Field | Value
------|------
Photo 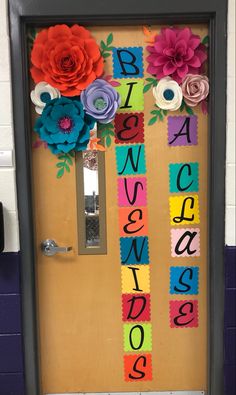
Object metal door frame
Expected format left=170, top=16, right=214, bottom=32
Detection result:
left=8, top=0, right=227, bottom=394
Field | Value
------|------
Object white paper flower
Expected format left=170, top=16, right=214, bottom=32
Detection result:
left=152, top=77, right=183, bottom=111
left=30, top=82, right=61, bottom=114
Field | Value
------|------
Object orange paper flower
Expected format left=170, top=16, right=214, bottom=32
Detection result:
left=30, top=24, right=104, bottom=97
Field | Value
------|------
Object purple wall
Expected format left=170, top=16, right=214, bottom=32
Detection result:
left=0, top=248, right=235, bottom=395
left=224, top=246, right=236, bottom=395
left=0, top=252, right=25, bottom=395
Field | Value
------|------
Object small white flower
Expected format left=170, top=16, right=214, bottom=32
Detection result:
left=152, top=77, right=183, bottom=111
left=30, top=82, right=61, bottom=114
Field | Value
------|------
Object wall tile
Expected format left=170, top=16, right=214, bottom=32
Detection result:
left=226, top=164, right=236, bottom=206
left=3, top=210, right=19, bottom=252
left=225, top=328, right=236, bottom=365
left=0, top=334, right=23, bottom=372
left=0, top=295, right=21, bottom=334
left=225, top=247, right=236, bottom=289
left=226, top=121, right=236, bottom=164
left=228, top=0, right=235, bottom=33
left=227, top=32, right=235, bottom=78
left=0, top=35, right=10, bottom=82
left=225, top=365, right=236, bottom=395
left=0, top=373, right=25, bottom=395
left=225, top=290, right=236, bottom=327
left=0, top=170, right=17, bottom=211
left=0, top=0, right=8, bottom=37
left=0, top=82, right=12, bottom=125
left=0, top=126, right=14, bottom=150
left=0, top=252, right=20, bottom=294
left=225, top=206, right=236, bottom=246
left=227, top=77, right=235, bottom=125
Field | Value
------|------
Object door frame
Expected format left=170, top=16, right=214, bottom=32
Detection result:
left=8, top=0, right=228, bottom=394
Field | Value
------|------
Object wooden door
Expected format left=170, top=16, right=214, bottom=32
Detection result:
left=30, top=23, right=209, bottom=394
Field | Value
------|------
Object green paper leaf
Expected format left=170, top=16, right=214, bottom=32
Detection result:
left=64, top=163, right=70, bottom=173
left=143, top=83, right=152, bottom=93
left=57, top=168, right=64, bottom=178
left=150, top=110, right=159, bottom=115
left=100, top=40, right=107, bottom=50
left=58, top=155, right=67, bottom=160
left=148, top=116, right=157, bottom=126
left=103, top=52, right=111, bottom=58
left=101, top=129, right=114, bottom=137
left=202, top=35, right=209, bottom=45
left=69, top=151, right=75, bottom=157
left=163, top=110, right=168, bottom=115
left=66, top=156, right=73, bottom=166
left=180, top=102, right=185, bottom=112
left=107, top=33, right=113, bottom=46
left=56, top=162, right=64, bottom=168
left=185, top=105, right=194, bottom=115
left=106, top=46, right=115, bottom=51
left=158, top=112, right=164, bottom=121
left=145, top=77, right=156, bottom=82
left=106, top=135, right=111, bottom=147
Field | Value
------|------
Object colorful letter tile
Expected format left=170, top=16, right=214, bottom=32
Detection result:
left=169, top=195, right=200, bottom=225
left=169, top=162, right=199, bottom=193
left=170, top=266, right=199, bottom=294
left=122, top=293, right=151, bottom=321
left=168, top=116, right=198, bottom=146
left=120, top=236, right=149, bottom=265
left=121, top=265, right=150, bottom=293
left=115, top=79, right=144, bottom=113
left=123, top=323, right=152, bottom=352
left=115, top=113, right=144, bottom=144
left=112, top=47, right=144, bottom=78
left=116, top=144, right=146, bottom=176
left=171, top=228, right=200, bottom=257
left=169, top=300, right=199, bottom=328
left=119, top=207, right=148, bottom=237
left=118, top=177, right=147, bottom=207
left=124, top=353, right=152, bottom=381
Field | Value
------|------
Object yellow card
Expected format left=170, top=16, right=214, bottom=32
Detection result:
left=121, top=265, right=150, bottom=293
left=169, top=194, right=200, bottom=226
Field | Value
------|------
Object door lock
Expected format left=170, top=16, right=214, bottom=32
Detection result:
left=41, top=239, right=72, bottom=256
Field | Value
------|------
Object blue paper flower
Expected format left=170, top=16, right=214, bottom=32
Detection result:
left=34, top=97, right=95, bottom=154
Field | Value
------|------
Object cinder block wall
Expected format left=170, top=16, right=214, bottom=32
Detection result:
left=0, top=0, right=235, bottom=394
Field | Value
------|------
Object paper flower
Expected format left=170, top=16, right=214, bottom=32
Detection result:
left=181, top=74, right=209, bottom=107
left=80, top=79, right=121, bottom=124
left=34, top=97, right=95, bottom=154
left=30, top=82, right=61, bottom=114
left=30, top=24, right=104, bottom=97
left=146, top=27, right=207, bottom=83
left=152, top=77, right=183, bottom=111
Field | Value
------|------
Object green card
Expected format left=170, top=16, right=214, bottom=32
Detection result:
left=115, top=79, right=144, bottom=113
left=123, top=323, right=152, bottom=352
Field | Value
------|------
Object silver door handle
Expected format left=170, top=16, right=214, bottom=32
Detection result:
left=41, top=239, right=72, bottom=256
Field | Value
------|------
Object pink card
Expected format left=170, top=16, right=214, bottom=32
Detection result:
left=171, top=228, right=200, bottom=257
left=118, top=177, right=147, bottom=207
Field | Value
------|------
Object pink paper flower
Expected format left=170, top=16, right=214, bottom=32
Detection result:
left=181, top=74, right=209, bottom=107
left=146, top=27, right=207, bottom=83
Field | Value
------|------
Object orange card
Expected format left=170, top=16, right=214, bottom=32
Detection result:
left=119, top=207, right=148, bottom=237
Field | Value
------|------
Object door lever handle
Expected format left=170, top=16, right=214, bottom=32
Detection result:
left=41, top=239, right=72, bottom=256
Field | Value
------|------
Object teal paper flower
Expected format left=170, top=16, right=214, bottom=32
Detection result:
left=34, top=97, right=95, bottom=154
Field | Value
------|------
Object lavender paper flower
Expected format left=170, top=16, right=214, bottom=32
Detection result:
left=80, top=79, right=121, bottom=124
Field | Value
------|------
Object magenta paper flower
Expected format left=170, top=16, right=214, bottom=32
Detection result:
left=146, top=27, right=207, bottom=83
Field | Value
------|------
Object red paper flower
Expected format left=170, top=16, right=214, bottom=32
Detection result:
left=30, top=24, right=104, bottom=96
left=146, top=27, right=207, bottom=83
